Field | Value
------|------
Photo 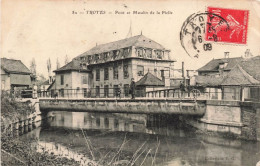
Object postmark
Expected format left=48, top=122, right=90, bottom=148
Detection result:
left=206, top=7, right=249, bottom=44
left=180, top=11, right=230, bottom=58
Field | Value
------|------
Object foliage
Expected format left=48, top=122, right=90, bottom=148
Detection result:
left=1, top=91, right=35, bottom=132
left=1, top=91, right=80, bottom=165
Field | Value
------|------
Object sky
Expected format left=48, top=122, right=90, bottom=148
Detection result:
left=1, top=0, right=260, bottom=78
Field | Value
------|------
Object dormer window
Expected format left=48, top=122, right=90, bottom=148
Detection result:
left=155, top=50, right=162, bottom=59
left=104, top=53, right=108, bottom=60
left=219, top=60, right=228, bottom=69
left=95, top=54, right=100, bottom=61
left=146, top=49, right=152, bottom=58
left=136, top=48, right=143, bottom=57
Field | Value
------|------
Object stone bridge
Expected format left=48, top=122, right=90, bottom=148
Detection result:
left=39, top=98, right=206, bottom=116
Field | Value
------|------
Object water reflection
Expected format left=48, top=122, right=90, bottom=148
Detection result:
left=22, top=111, right=260, bottom=166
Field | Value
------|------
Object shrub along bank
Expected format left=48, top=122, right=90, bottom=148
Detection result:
left=1, top=91, right=80, bottom=165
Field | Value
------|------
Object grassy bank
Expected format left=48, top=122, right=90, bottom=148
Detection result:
left=1, top=91, right=80, bottom=165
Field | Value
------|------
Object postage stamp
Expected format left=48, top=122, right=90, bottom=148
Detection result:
left=206, top=7, right=249, bottom=44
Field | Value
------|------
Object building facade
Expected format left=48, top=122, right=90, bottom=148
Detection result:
left=74, top=35, right=175, bottom=97
left=221, top=56, right=260, bottom=101
left=195, top=55, right=244, bottom=100
left=53, top=60, right=92, bottom=98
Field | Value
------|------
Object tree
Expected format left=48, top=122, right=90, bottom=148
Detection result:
left=30, top=58, right=36, bottom=75
left=47, top=58, right=52, bottom=75
left=65, top=55, right=69, bottom=65
left=56, top=58, right=60, bottom=69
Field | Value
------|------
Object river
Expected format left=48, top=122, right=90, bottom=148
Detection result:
left=19, top=111, right=260, bottom=166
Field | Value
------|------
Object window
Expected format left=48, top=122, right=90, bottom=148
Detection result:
left=124, top=84, right=130, bottom=97
left=156, top=50, right=162, bottom=59
left=96, top=69, right=100, bottom=81
left=104, top=67, right=109, bottom=80
left=83, top=88, right=87, bottom=98
left=96, top=86, right=100, bottom=97
left=123, top=64, right=129, bottom=79
left=146, top=49, right=152, bottom=58
left=137, top=49, right=143, bottom=57
left=95, top=54, right=100, bottom=62
left=87, top=56, right=92, bottom=63
left=113, top=64, right=118, bottom=79
left=113, top=50, right=117, bottom=59
left=114, top=85, right=119, bottom=97
left=60, top=75, right=64, bottom=85
left=82, top=75, right=87, bottom=84
left=123, top=48, right=129, bottom=57
left=104, top=85, right=109, bottom=97
left=104, top=53, right=108, bottom=61
left=137, top=65, right=144, bottom=76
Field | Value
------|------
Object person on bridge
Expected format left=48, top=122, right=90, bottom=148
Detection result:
left=129, top=78, right=136, bottom=99
left=180, top=81, right=186, bottom=98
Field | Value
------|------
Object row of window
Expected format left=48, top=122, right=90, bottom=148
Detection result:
left=80, top=48, right=131, bottom=62
left=136, top=48, right=169, bottom=59
left=96, top=64, right=130, bottom=81
left=95, top=84, right=130, bottom=97
left=60, top=75, right=88, bottom=85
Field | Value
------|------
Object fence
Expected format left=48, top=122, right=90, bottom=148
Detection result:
left=36, top=88, right=229, bottom=100
left=37, top=87, right=145, bottom=99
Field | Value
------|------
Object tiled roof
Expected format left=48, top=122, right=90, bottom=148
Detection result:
left=195, top=75, right=225, bottom=87
left=221, top=56, right=260, bottom=86
left=136, top=72, right=165, bottom=86
left=197, top=57, right=243, bottom=71
left=239, top=56, right=260, bottom=81
left=54, top=60, right=91, bottom=72
left=76, top=35, right=166, bottom=58
left=1, top=58, right=31, bottom=74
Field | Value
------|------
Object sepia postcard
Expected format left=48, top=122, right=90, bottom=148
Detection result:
left=1, top=0, right=260, bottom=165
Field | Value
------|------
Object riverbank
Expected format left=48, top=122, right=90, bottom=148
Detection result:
left=0, top=93, right=81, bottom=165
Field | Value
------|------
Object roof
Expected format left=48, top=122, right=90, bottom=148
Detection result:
left=1, top=58, right=31, bottom=74
left=54, top=60, right=91, bottom=73
left=40, top=80, right=51, bottom=85
left=47, top=80, right=55, bottom=91
left=197, top=57, right=243, bottom=72
left=76, top=35, right=167, bottom=58
left=195, top=75, right=225, bottom=87
left=221, top=56, right=260, bottom=86
left=136, top=72, right=165, bottom=87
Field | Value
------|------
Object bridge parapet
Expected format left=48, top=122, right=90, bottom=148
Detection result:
left=39, top=98, right=206, bottom=116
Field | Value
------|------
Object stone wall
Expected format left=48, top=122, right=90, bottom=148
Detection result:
left=241, top=105, right=257, bottom=140
left=256, top=108, right=260, bottom=141
left=186, top=100, right=260, bottom=141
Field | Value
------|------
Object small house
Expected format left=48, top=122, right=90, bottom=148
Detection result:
left=221, top=56, right=260, bottom=101
left=1, top=58, right=32, bottom=91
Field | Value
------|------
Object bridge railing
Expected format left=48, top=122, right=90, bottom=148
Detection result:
left=3, top=88, right=246, bottom=101
left=35, top=88, right=227, bottom=100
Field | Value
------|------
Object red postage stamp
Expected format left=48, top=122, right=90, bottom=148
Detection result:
left=206, top=7, right=249, bottom=44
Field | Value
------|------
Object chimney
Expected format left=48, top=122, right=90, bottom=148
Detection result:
left=182, top=62, right=185, bottom=78
left=186, top=70, right=190, bottom=78
left=224, top=52, right=230, bottom=59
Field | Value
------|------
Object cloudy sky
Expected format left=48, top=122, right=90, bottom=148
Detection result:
left=1, top=0, right=260, bottom=78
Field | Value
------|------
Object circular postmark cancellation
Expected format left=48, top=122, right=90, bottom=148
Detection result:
left=180, top=7, right=249, bottom=58
left=180, top=11, right=230, bottom=58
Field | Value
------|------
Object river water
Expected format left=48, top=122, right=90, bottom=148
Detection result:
left=20, top=111, right=260, bottom=166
